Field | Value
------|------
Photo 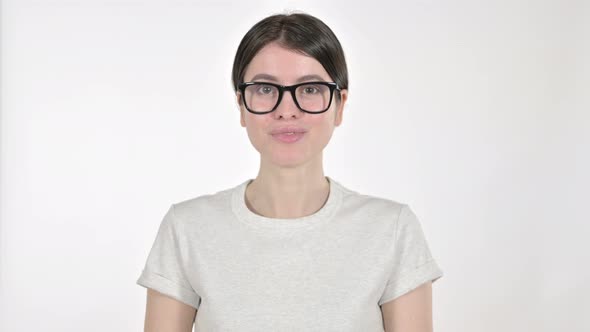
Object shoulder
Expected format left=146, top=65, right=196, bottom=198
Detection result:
left=166, top=184, right=236, bottom=228
left=340, top=180, right=407, bottom=218
left=335, top=180, right=408, bottom=225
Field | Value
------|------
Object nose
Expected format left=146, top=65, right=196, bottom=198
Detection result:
left=273, top=90, right=301, bottom=119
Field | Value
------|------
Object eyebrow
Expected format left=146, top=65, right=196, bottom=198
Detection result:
left=249, top=73, right=328, bottom=83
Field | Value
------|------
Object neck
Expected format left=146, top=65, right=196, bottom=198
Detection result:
left=245, top=154, right=330, bottom=219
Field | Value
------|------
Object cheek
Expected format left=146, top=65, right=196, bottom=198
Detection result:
left=307, top=115, right=336, bottom=144
left=243, top=115, right=272, bottom=146
left=316, top=110, right=337, bottom=129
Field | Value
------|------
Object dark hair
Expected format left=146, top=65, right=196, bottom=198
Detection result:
left=231, top=12, right=348, bottom=100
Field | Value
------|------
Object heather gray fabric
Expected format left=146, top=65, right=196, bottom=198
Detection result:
left=136, top=176, right=443, bottom=331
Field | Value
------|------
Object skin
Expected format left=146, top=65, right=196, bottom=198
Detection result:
left=381, top=281, right=434, bottom=332
left=236, top=42, right=347, bottom=219
left=143, top=289, right=196, bottom=332
left=143, top=41, right=434, bottom=332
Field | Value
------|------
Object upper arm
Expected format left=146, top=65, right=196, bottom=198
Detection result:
left=144, top=288, right=197, bottom=332
left=137, top=204, right=202, bottom=331
left=380, top=281, right=433, bottom=332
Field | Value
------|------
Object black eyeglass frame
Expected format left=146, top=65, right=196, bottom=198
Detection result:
left=237, top=81, right=341, bottom=114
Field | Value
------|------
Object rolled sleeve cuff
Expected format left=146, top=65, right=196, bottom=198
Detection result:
left=136, top=268, right=201, bottom=310
left=378, top=259, right=443, bottom=306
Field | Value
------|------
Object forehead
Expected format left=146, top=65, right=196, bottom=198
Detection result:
left=243, top=42, right=332, bottom=84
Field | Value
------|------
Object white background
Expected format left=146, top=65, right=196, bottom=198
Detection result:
left=1, top=0, right=589, bottom=331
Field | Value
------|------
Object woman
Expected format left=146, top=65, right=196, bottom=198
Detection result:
left=137, top=12, right=443, bottom=332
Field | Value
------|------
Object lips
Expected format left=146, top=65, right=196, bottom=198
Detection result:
left=270, top=126, right=307, bottom=143
left=271, top=132, right=306, bottom=143
left=270, top=126, right=307, bottom=135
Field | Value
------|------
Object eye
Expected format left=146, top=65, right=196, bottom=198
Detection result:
left=302, top=85, right=320, bottom=94
left=256, top=84, right=275, bottom=95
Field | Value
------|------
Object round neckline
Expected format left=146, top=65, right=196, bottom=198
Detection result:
left=231, top=175, right=343, bottom=230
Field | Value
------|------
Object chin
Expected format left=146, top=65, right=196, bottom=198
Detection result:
left=265, top=151, right=310, bottom=168
left=271, top=156, right=306, bottom=168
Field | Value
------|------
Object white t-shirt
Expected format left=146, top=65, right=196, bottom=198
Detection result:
left=136, top=176, right=443, bottom=331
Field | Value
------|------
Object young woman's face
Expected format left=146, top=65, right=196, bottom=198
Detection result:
left=237, top=42, right=348, bottom=168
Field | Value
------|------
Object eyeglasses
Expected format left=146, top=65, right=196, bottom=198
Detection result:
left=237, top=81, right=341, bottom=114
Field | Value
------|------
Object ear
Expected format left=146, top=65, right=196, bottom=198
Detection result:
left=334, top=89, right=348, bottom=127
left=236, top=92, right=246, bottom=128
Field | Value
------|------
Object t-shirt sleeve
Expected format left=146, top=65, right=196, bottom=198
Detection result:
left=378, top=204, right=444, bottom=306
left=136, top=204, right=201, bottom=309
